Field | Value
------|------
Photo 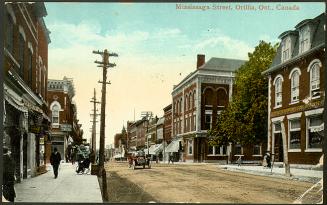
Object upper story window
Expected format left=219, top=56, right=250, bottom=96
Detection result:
left=18, top=33, right=25, bottom=78
left=274, top=75, right=283, bottom=108
left=27, top=50, right=33, bottom=87
left=52, top=104, right=59, bottom=124
left=281, top=37, right=291, bottom=62
left=205, top=110, right=212, bottom=130
left=290, top=69, right=300, bottom=103
left=299, top=26, right=310, bottom=53
left=309, top=60, right=321, bottom=98
left=185, top=95, right=188, bottom=111
left=5, top=14, right=14, bottom=53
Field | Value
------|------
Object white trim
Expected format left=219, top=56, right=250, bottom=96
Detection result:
left=252, top=155, right=263, bottom=157
left=273, top=74, right=284, bottom=85
left=18, top=25, right=26, bottom=41
left=307, top=59, right=322, bottom=72
left=273, top=105, right=282, bottom=109
left=305, top=108, right=324, bottom=116
left=289, top=67, right=302, bottom=79
left=305, top=149, right=322, bottom=152
left=271, top=116, right=285, bottom=123
left=234, top=155, right=244, bottom=157
left=288, top=149, right=301, bottom=152
left=216, top=87, right=228, bottom=94
left=287, top=112, right=302, bottom=119
left=288, top=118, right=301, bottom=150
left=289, top=101, right=300, bottom=105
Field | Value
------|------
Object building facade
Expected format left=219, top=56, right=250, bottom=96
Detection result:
left=163, top=104, right=172, bottom=144
left=47, top=77, right=81, bottom=162
left=168, top=54, right=247, bottom=163
left=263, top=13, right=325, bottom=164
left=3, top=2, right=51, bottom=180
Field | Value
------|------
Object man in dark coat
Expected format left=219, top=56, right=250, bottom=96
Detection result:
left=2, top=146, right=16, bottom=202
left=50, top=147, right=61, bottom=179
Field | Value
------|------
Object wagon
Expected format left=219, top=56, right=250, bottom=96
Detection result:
left=128, top=151, right=151, bottom=169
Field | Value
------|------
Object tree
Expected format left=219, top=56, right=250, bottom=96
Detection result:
left=208, top=41, right=277, bottom=147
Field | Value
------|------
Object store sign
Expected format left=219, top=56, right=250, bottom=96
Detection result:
left=30, top=125, right=42, bottom=134
left=271, top=100, right=324, bottom=118
left=60, top=124, right=72, bottom=132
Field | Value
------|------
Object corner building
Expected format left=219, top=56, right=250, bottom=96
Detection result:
left=263, top=13, right=325, bottom=164
left=168, top=54, right=246, bottom=163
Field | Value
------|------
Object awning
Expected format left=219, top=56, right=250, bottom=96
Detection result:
left=165, top=139, right=180, bottom=153
left=4, top=91, right=28, bottom=113
left=310, top=123, right=324, bottom=132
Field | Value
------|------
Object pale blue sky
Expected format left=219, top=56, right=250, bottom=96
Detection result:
left=43, top=2, right=325, bottom=146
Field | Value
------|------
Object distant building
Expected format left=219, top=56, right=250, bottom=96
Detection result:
left=163, top=104, right=172, bottom=144
left=3, top=2, right=51, bottom=180
left=168, top=54, right=247, bottom=163
left=263, top=13, right=325, bottom=164
left=47, top=77, right=83, bottom=163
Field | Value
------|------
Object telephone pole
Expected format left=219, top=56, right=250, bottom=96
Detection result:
left=90, top=88, right=100, bottom=163
left=93, top=49, right=118, bottom=202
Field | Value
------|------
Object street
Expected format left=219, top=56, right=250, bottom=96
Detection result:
left=105, top=161, right=317, bottom=203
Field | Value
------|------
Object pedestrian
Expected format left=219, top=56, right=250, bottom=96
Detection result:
left=2, top=146, right=16, bottom=202
left=237, top=156, right=242, bottom=167
left=50, top=147, right=61, bottom=179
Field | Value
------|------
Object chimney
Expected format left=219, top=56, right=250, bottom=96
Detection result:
left=197, top=54, right=205, bottom=69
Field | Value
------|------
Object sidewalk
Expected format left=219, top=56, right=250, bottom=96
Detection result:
left=15, top=162, right=103, bottom=203
left=218, top=164, right=323, bottom=183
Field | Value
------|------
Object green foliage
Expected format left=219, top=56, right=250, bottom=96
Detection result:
left=208, top=41, right=277, bottom=146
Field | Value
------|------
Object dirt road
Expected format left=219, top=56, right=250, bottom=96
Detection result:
left=105, top=162, right=315, bottom=203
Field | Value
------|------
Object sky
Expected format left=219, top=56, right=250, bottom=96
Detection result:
left=43, top=2, right=325, bottom=148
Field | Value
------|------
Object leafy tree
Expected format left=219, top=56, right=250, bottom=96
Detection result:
left=208, top=41, right=277, bottom=146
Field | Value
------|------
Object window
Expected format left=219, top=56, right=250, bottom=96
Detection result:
left=208, top=145, right=214, bottom=155
left=235, top=144, right=243, bottom=155
left=307, top=115, right=323, bottom=149
left=205, top=110, right=212, bottom=130
left=190, top=93, right=193, bottom=109
left=52, top=104, right=59, bottom=124
left=290, top=71, right=299, bottom=102
left=274, top=77, right=283, bottom=107
left=193, top=115, right=196, bottom=131
left=188, top=139, right=193, bottom=155
left=18, top=34, right=25, bottom=78
left=27, top=50, right=33, bottom=87
left=253, top=145, right=261, bottom=155
left=289, top=119, right=301, bottom=150
left=5, top=14, right=14, bottom=53
left=185, top=95, right=188, bottom=111
left=185, top=116, right=188, bottom=132
left=299, top=26, right=310, bottom=53
left=281, top=37, right=291, bottom=62
left=310, top=63, right=320, bottom=98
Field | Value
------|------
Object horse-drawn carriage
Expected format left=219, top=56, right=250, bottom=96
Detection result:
left=128, top=150, right=151, bottom=169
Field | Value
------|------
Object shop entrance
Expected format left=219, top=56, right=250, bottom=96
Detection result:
left=274, top=133, right=284, bottom=162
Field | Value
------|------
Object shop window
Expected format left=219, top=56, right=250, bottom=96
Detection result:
left=307, top=115, right=323, bottom=149
left=235, top=144, right=243, bottom=155
left=188, top=139, right=193, bottom=155
left=253, top=145, right=261, bottom=155
left=289, top=119, right=301, bottom=150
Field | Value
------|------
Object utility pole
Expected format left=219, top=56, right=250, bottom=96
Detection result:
left=90, top=88, right=100, bottom=163
left=93, top=49, right=118, bottom=202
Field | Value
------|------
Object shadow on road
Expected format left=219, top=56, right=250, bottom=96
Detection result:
left=107, top=171, right=157, bottom=203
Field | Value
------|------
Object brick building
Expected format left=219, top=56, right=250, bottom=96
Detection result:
left=167, top=54, right=246, bottom=163
left=263, top=13, right=325, bottom=164
left=126, top=118, right=147, bottom=152
left=163, top=104, right=172, bottom=144
left=3, top=2, right=51, bottom=180
left=47, top=77, right=83, bottom=162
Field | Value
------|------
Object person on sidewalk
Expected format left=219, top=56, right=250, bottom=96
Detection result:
left=2, top=146, right=16, bottom=202
left=50, top=147, right=62, bottom=179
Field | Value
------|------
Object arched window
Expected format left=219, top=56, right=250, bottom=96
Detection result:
left=185, top=95, right=188, bottom=111
left=52, top=104, right=59, bottom=124
left=290, top=71, right=299, bottom=102
left=274, top=76, right=283, bottom=107
left=310, top=62, right=320, bottom=98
